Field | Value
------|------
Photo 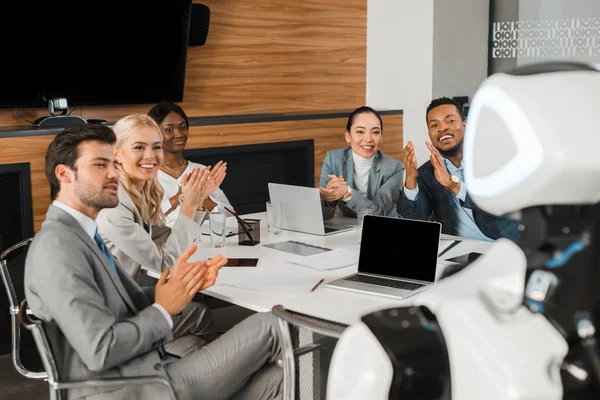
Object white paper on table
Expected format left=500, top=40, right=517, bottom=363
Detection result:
left=286, top=248, right=358, bottom=271
left=438, top=239, right=459, bottom=256
left=220, top=275, right=322, bottom=294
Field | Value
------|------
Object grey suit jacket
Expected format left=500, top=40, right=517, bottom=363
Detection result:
left=319, top=147, right=405, bottom=219
left=24, top=205, right=174, bottom=399
left=96, top=186, right=206, bottom=279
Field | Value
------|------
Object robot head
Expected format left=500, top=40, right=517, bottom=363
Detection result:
left=463, top=62, right=600, bottom=217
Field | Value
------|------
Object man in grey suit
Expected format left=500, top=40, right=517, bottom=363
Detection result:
left=25, top=125, right=283, bottom=399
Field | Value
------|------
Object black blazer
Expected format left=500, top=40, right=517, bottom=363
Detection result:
left=398, top=161, right=519, bottom=241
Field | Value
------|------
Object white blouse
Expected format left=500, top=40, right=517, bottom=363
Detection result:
left=157, top=160, right=234, bottom=227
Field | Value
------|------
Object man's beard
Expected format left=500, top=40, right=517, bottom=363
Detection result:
left=436, top=138, right=463, bottom=158
left=74, top=173, right=119, bottom=211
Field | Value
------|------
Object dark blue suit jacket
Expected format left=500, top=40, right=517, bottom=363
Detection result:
left=398, top=161, right=519, bottom=241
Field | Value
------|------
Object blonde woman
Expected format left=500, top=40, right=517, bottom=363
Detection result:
left=97, top=114, right=212, bottom=280
left=96, top=114, right=218, bottom=357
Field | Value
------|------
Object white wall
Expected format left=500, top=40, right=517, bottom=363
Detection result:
left=366, top=0, right=434, bottom=166
left=367, top=0, right=489, bottom=167
left=432, top=0, right=490, bottom=100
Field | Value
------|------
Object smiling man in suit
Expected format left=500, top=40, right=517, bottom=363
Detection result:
left=24, top=125, right=283, bottom=399
left=398, top=97, right=519, bottom=242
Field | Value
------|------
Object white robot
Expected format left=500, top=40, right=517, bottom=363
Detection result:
left=327, top=62, right=600, bottom=400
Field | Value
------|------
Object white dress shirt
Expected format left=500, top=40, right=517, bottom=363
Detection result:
left=52, top=200, right=173, bottom=328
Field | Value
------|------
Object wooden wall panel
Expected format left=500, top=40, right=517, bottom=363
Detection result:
left=0, top=0, right=366, bottom=127
left=0, top=114, right=401, bottom=232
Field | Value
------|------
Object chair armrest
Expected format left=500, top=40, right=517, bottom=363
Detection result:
left=271, top=305, right=345, bottom=339
left=54, top=376, right=177, bottom=400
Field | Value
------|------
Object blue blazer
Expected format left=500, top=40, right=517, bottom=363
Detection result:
left=320, top=147, right=404, bottom=219
left=398, top=161, right=519, bottom=241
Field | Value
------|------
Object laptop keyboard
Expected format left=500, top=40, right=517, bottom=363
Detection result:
left=345, top=274, right=425, bottom=291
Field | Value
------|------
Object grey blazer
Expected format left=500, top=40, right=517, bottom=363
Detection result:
left=96, top=186, right=207, bottom=279
left=24, top=205, right=174, bottom=399
left=319, top=147, right=405, bottom=219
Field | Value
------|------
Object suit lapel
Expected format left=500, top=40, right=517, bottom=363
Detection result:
left=343, top=149, right=355, bottom=189
left=48, top=206, right=138, bottom=313
left=367, top=152, right=382, bottom=199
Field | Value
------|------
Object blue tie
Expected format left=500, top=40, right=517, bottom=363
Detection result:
left=94, top=231, right=119, bottom=279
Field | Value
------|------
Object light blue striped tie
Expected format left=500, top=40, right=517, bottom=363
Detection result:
left=94, top=231, right=119, bottom=279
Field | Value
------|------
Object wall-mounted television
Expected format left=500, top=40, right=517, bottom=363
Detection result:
left=1, top=1, right=192, bottom=109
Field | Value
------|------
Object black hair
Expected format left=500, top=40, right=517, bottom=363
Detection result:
left=45, top=124, right=116, bottom=200
left=426, top=97, right=465, bottom=124
left=147, top=100, right=189, bottom=128
left=346, top=106, right=383, bottom=132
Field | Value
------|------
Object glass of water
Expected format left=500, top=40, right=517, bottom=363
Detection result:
left=357, top=209, right=374, bottom=243
left=266, top=201, right=282, bottom=234
left=209, top=211, right=227, bottom=248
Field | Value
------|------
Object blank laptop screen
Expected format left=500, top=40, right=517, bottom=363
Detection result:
left=358, top=215, right=441, bottom=283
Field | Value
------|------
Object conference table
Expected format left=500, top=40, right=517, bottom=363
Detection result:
left=145, top=212, right=492, bottom=326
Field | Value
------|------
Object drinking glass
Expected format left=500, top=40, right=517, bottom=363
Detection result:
left=357, top=209, right=374, bottom=244
left=209, top=211, right=227, bottom=248
left=266, top=201, right=282, bottom=234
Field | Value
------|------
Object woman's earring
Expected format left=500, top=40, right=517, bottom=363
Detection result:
left=346, top=141, right=351, bottom=146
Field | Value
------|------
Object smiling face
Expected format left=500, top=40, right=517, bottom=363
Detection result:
left=345, top=112, right=383, bottom=158
left=426, top=104, right=466, bottom=157
left=114, top=125, right=163, bottom=190
left=159, top=111, right=188, bottom=154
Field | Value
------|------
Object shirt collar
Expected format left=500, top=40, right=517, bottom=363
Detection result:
left=52, top=200, right=97, bottom=240
left=443, top=158, right=463, bottom=174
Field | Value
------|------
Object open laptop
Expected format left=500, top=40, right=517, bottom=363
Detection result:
left=267, top=183, right=355, bottom=236
left=325, top=215, right=442, bottom=299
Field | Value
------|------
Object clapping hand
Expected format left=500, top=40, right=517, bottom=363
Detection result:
left=426, top=141, right=452, bottom=188
left=205, top=160, right=227, bottom=196
left=318, top=174, right=348, bottom=202
left=402, top=141, right=419, bottom=190
left=155, top=245, right=208, bottom=316
left=180, top=166, right=210, bottom=211
left=200, top=254, right=227, bottom=291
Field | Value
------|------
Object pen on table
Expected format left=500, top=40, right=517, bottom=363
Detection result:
left=310, top=278, right=325, bottom=293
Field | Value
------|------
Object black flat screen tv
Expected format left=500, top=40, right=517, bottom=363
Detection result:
left=1, top=0, right=192, bottom=109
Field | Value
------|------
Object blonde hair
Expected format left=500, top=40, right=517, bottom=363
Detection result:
left=112, top=114, right=166, bottom=226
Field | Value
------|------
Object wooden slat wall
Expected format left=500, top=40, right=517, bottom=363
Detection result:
left=0, top=114, right=402, bottom=232
left=0, top=0, right=387, bottom=234
left=0, top=0, right=366, bottom=126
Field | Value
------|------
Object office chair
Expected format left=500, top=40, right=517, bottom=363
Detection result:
left=0, top=237, right=46, bottom=379
left=18, top=298, right=178, bottom=400
left=272, top=304, right=348, bottom=400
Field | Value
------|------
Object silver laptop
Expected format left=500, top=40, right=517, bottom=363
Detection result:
left=267, top=183, right=355, bottom=236
left=325, top=215, right=442, bottom=299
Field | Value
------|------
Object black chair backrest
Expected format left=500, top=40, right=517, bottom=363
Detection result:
left=0, top=238, right=44, bottom=372
left=18, top=298, right=61, bottom=383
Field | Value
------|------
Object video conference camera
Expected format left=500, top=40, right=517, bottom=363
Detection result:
left=33, top=97, right=86, bottom=128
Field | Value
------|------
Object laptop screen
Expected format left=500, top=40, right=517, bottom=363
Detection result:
left=358, top=215, right=441, bottom=283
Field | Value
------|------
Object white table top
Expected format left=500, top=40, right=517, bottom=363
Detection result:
left=145, top=212, right=492, bottom=326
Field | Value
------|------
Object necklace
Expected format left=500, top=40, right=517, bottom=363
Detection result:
left=161, top=159, right=187, bottom=177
